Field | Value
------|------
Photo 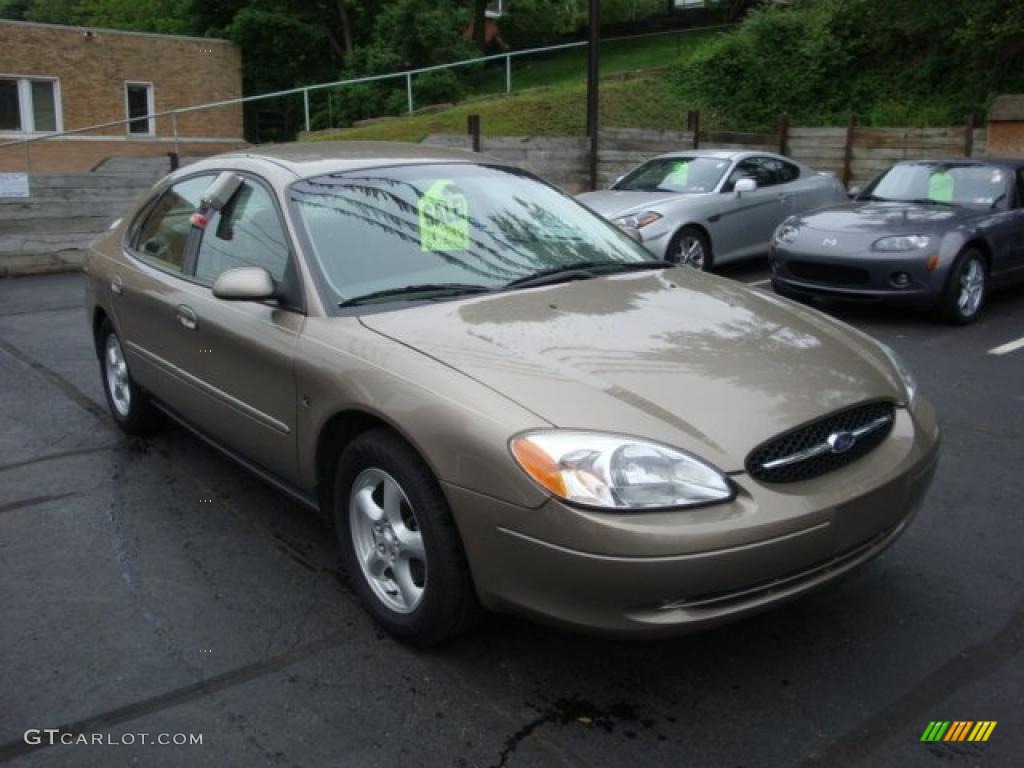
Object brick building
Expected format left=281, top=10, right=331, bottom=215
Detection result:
left=0, top=19, right=245, bottom=172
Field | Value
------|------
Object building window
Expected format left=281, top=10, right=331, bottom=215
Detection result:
left=0, top=76, right=62, bottom=133
left=125, top=82, right=154, bottom=136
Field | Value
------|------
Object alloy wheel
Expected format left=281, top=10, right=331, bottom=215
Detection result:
left=678, top=236, right=706, bottom=270
left=958, top=258, right=985, bottom=318
left=349, top=468, right=427, bottom=614
left=104, top=334, right=131, bottom=417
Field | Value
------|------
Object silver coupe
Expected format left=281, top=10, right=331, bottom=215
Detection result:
left=578, top=150, right=848, bottom=270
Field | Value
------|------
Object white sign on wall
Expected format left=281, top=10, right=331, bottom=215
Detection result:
left=0, top=173, right=30, bottom=198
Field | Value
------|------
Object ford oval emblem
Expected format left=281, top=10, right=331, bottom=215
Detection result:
left=827, top=431, right=856, bottom=453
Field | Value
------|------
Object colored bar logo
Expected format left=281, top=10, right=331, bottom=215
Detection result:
left=921, top=721, right=997, bottom=742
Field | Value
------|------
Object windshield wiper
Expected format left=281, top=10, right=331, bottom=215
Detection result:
left=505, top=260, right=668, bottom=290
left=339, top=283, right=492, bottom=307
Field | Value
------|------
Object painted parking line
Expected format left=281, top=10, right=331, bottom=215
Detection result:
left=988, top=337, right=1024, bottom=356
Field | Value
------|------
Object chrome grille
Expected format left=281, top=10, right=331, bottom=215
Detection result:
left=746, top=402, right=895, bottom=483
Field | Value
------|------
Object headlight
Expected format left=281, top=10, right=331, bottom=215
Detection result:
left=879, top=344, right=917, bottom=406
left=872, top=235, right=930, bottom=252
left=613, top=211, right=662, bottom=229
left=510, top=431, right=733, bottom=510
left=776, top=223, right=800, bottom=243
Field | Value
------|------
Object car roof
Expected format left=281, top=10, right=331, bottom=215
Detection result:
left=185, top=141, right=492, bottom=182
left=652, top=148, right=790, bottom=162
left=896, top=157, right=1024, bottom=169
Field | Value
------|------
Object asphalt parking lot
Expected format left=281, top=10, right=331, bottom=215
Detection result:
left=1, top=267, right=1021, bottom=768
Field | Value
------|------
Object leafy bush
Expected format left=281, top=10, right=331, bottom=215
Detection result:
left=670, top=0, right=1024, bottom=129
left=500, top=0, right=578, bottom=49
left=413, top=69, right=466, bottom=107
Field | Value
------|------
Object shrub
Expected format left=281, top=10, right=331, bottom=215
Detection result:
left=669, top=0, right=1024, bottom=129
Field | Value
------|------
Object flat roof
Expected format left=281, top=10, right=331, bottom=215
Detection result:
left=0, top=18, right=234, bottom=45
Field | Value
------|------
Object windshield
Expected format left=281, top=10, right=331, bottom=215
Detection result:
left=291, top=164, right=655, bottom=305
left=866, top=162, right=1009, bottom=209
left=615, top=157, right=731, bottom=193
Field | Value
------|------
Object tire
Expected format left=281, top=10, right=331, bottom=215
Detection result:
left=936, top=248, right=987, bottom=325
left=667, top=226, right=713, bottom=271
left=333, top=428, right=479, bottom=645
left=97, top=319, right=161, bottom=435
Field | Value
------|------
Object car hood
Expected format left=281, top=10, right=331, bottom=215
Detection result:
left=359, top=270, right=904, bottom=472
left=577, top=189, right=707, bottom=218
left=793, top=201, right=976, bottom=234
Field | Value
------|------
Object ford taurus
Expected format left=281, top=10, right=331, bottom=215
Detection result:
left=85, top=142, right=940, bottom=644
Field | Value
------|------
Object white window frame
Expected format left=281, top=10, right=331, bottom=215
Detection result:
left=0, top=74, right=63, bottom=135
left=124, top=81, right=155, bottom=137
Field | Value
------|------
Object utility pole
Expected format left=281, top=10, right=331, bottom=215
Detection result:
left=586, top=0, right=600, bottom=190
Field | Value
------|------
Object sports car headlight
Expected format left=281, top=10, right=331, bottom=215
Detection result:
left=879, top=344, right=918, bottom=406
left=776, top=223, right=800, bottom=243
left=613, top=211, right=662, bottom=229
left=510, top=431, right=733, bottom=510
left=872, top=235, right=930, bottom=252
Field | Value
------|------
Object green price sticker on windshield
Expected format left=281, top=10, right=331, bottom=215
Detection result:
left=928, top=170, right=954, bottom=202
left=666, top=161, right=689, bottom=187
left=419, top=179, right=469, bottom=251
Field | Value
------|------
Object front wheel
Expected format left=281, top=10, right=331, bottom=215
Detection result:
left=936, top=249, right=987, bottom=325
left=666, top=227, right=713, bottom=271
left=334, top=428, right=479, bottom=645
left=97, top=319, right=160, bottom=435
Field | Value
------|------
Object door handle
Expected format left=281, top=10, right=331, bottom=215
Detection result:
left=176, top=305, right=198, bottom=331
left=110, top=275, right=123, bottom=295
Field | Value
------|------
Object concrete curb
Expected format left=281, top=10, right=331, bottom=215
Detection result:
left=0, top=249, right=86, bottom=278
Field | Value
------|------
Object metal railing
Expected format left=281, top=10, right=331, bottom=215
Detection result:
left=0, top=23, right=735, bottom=167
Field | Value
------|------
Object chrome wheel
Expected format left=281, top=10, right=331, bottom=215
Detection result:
left=349, top=468, right=426, bottom=614
left=104, top=334, right=131, bottom=417
left=671, top=234, right=707, bottom=270
left=957, top=258, right=984, bottom=317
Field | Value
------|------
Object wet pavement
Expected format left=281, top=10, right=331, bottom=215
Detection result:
left=0, top=270, right=1021, bottom=767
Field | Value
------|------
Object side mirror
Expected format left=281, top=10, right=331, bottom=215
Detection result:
left=734, top=177, right=757, bottom=195
left=848, top=185, right=863, bottom=199
left=212, top=266, right=276, bottom=302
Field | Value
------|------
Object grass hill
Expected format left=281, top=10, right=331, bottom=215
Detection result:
left=305, top=27, right=724, bottom=142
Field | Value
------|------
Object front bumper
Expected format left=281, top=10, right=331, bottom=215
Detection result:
left=770, top=243, right=945, bottom=305
left=445, top=398, right=940, bottom=635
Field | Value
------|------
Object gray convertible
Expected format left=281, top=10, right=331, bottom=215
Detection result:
left=577, top=149, right=847, bottom=270
left=770, top=159, right=1024, bottom=324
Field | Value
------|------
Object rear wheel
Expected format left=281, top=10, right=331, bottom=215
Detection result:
left=97, top=319, right=160, bottom=435
left=936, top=249, right=986, bottom=324
left=334, top=428, right=479, bottom=645
left=667, top=227, right=713, bottom=271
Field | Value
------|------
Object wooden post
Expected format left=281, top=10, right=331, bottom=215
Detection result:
left=963, top=111, right=977, bottom=157
left=776, top=113, right=789, bottom=156
left=586, top=0, right=600, bottom=191
left=687, top=109, right=701, bottom=149
left=842, top=113, right=857, bottom=188
left=467, top=114, right=481, bottom=153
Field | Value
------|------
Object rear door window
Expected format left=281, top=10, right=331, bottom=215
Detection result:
left=134, top=175, right=212, bottom=273
left=776, top=159, right=800, bottom=184
left=726, top=157, right=778, bottom=190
